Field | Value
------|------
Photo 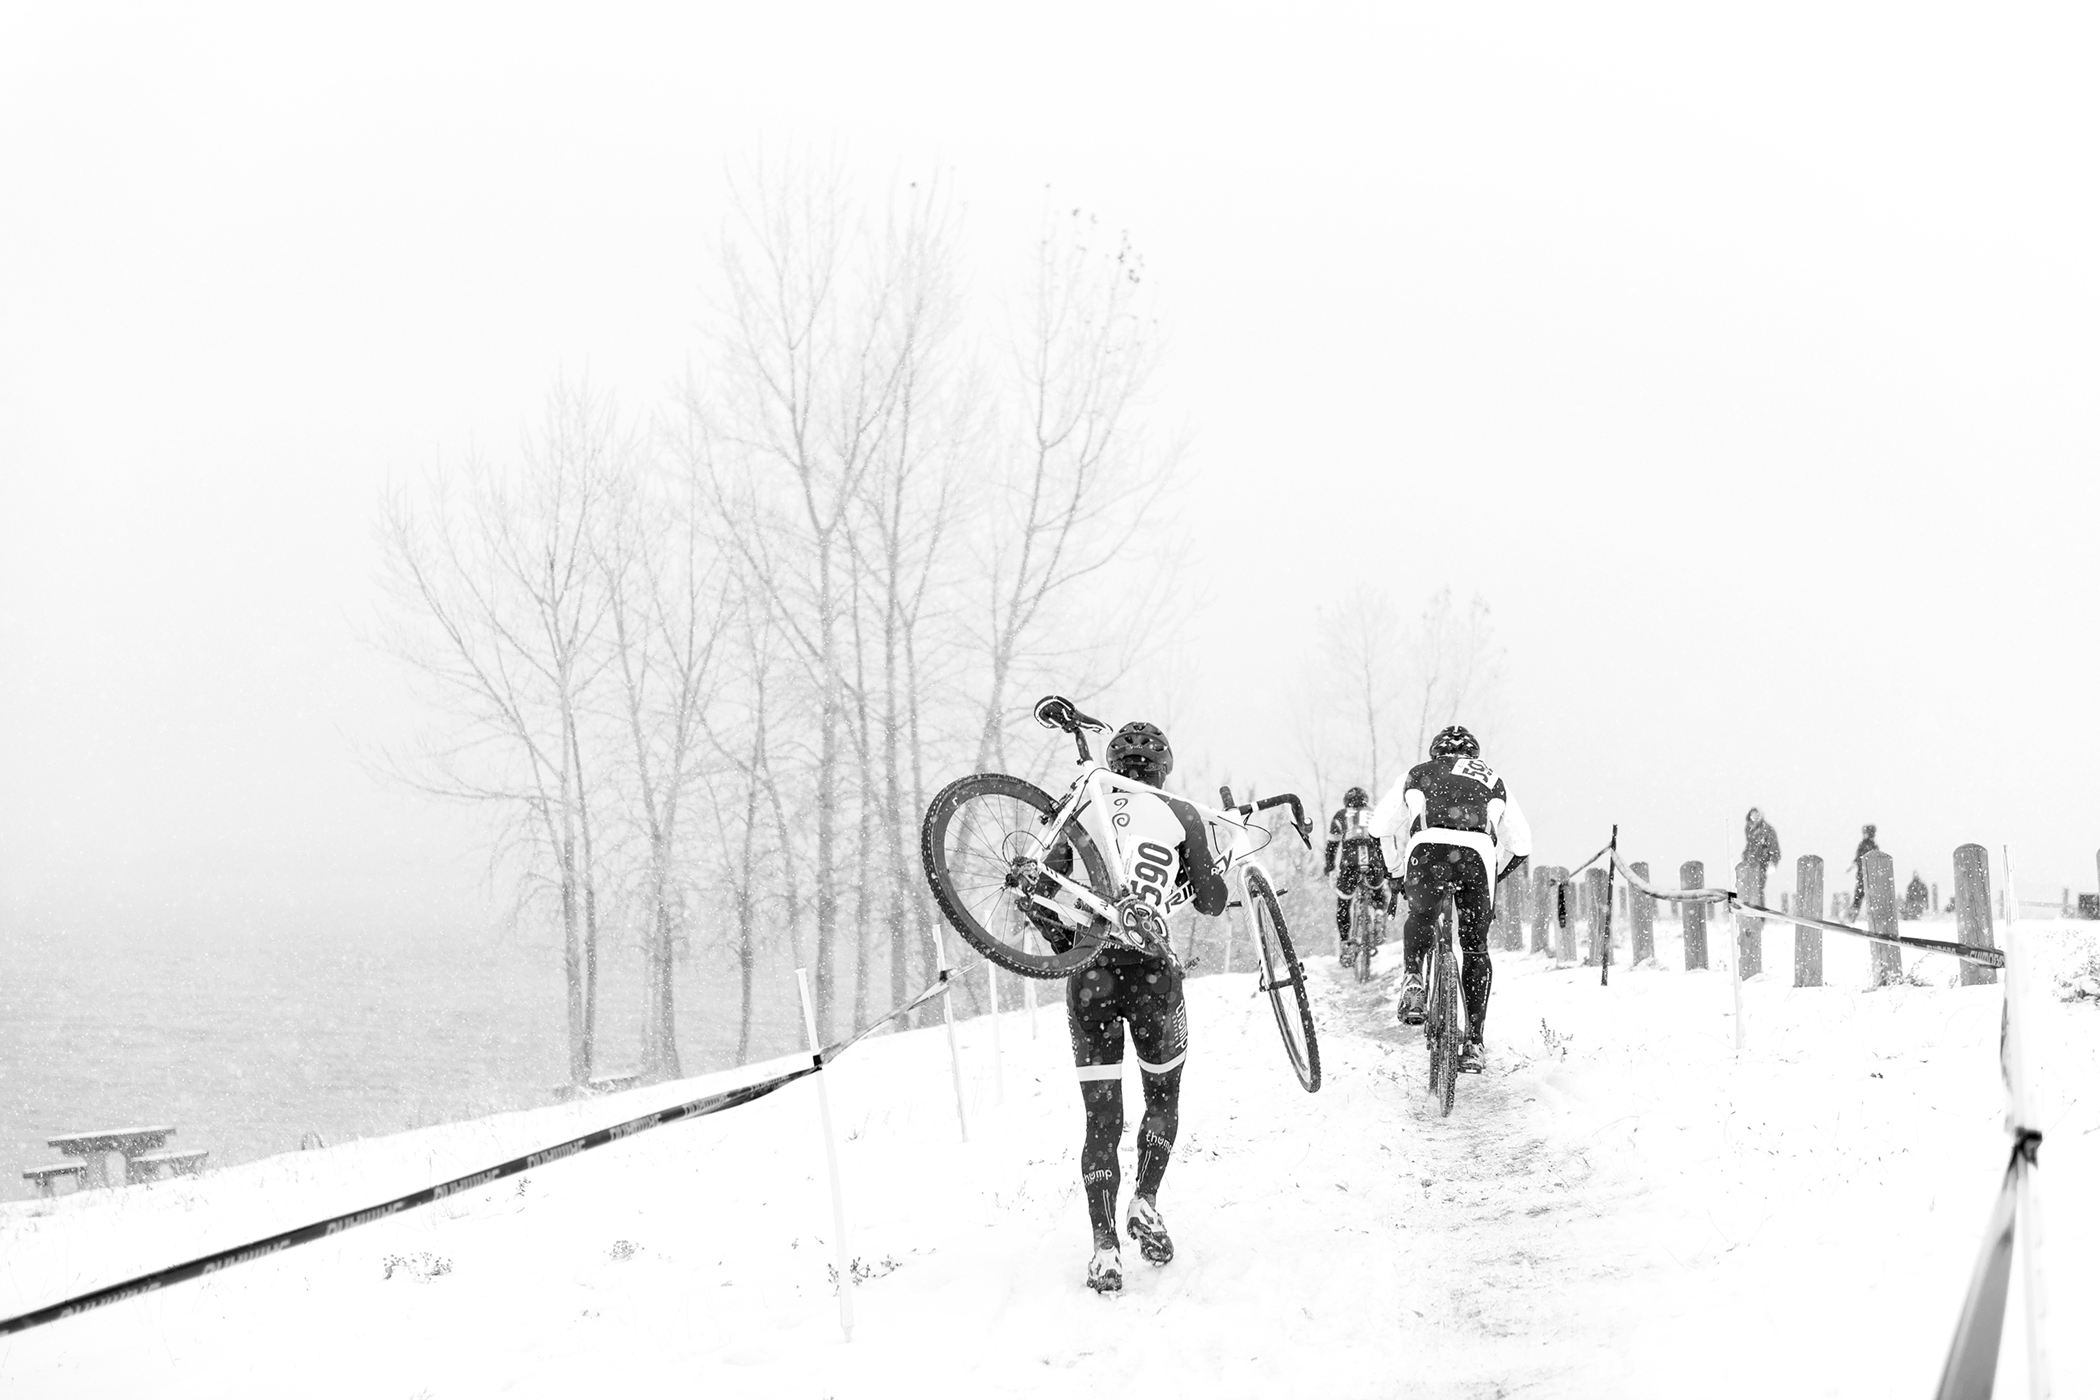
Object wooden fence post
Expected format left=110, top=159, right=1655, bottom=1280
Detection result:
left=1952, top=843, right=1999, bottom=987
left=1491, top=870, right=1515, bottom=950
left=1584, top=867, right=1609, bottom=965
left=1681, top=860, right=1708, bottom=970
left=1862, top=851, right=1902, bottom=986
left=1531, top=868, right=1552, bottom=954
left=1630, top=861, right=1655, bottom=964
left=1794, top=854, right=1824, bottom=987
left=1735, top=855, right=1765, bottom=978
left=1555, top=871, right=1577, bottom=963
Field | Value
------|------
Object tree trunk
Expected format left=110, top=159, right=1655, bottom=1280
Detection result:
left=813, top=549, right=841, bottom=1040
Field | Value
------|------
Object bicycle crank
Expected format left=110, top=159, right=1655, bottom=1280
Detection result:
left=1114, top=895, right=1172, bottom=959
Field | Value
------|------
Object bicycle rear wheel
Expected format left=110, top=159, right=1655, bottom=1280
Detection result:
left=921, top=773, right=1113, bottom=979
left=1247, top=867, right=1321, bottom=1092
left=1427, top=892, right=1460, bottom=1115
left=1351, top=892, right=1372, bottom=983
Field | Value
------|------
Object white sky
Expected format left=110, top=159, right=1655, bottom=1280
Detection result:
left=4, top=2, right=2096, bottom=941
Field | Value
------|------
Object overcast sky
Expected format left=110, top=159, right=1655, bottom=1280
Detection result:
left=3, top=3, right=2095, bottom=943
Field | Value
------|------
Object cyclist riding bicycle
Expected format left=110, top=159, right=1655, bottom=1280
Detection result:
left=1022, top=718, right=1194, bottom=1296
left=1369, top=725, right=1531, bottom=1075
left=1324, top=786, right=1396, bottom=958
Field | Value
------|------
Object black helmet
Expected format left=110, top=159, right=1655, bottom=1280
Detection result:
left=1106, top=721, right=1172, bottom=786
left=1343, top=786, right=1369, bottom=808
left=1429, top=725, right=1479, bottom=760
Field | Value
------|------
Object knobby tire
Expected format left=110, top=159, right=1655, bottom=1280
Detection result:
left=1247, top=866, right=1321, bottom=1093
left=921, top=773, right=1114, bottom=980
left=1351, top=890, right=1372, bottom=983
left=1427, top=892, right=1460, bottom=1116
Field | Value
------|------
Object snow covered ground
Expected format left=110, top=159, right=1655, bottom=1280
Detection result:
left=3, top=921, right=2094, bottom=1399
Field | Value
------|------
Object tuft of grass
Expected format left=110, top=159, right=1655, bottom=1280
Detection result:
left=381, top=1251, right=453, bottom=1282
left=826, top=1254, right=902, bottom=1292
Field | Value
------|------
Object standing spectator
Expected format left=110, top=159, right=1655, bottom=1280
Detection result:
left=1845, top=824, right=1880, bottom=919
left=1737, top=807, right=1782, bottom=939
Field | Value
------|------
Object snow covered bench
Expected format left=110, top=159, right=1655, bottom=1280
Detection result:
left=126, top=1149, right=209, bottom=1183
left=21, top=1163, right=84, bottom=1197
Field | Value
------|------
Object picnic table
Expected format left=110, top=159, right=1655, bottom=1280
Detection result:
left=46, top=1126, right=177, bottom=1189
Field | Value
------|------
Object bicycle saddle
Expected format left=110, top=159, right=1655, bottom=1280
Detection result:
left=1032, top=695, right=1108, bottom=733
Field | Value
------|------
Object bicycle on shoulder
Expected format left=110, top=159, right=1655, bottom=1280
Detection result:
left=920, top=694, right=1324, bottom=1092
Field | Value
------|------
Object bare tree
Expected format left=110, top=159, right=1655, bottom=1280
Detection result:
left=1402, top=587, right=1504, bottom=763
left=376, top=383, right=621, bottom=1085
left=1318, top=583, right=1407, bottom=795
left=598, top=443, right=727, bottom=1082
left=970, top=210, right=1177, bottom=772
left=695, top=156, right=933, bottom=1036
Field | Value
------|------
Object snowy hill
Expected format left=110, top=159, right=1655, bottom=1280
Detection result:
left=3, top=925, right=2094, bottom=1399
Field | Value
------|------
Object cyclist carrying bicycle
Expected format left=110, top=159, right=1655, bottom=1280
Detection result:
left=1369, top=725, right=1531, bottom=1074
left=1324, top=786, right=1396, bottom=959
left=1023, top=718, right=1192, bottom=1296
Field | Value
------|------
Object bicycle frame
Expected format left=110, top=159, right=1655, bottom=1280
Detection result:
left=1015, top=760, right=1308, bottom=953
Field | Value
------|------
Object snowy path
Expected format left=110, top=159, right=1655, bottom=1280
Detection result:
left=3, top=929, right=2094, bottom=1399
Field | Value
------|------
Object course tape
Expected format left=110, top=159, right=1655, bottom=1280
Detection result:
left=1608, top=850, right=2005, bottom=969
left=0, top=1061, right=819, bottom=1336
left=818, top=969, right=957, bottom=1066
left=1605, top=850, right=1734, bottom=905
left=1933, top=1128, right=2043, bottom=1398
left=0, top=963, right=974, bottom=1338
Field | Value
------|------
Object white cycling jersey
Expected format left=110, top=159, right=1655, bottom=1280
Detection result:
left=1369, top=757, right=1533, bottom=888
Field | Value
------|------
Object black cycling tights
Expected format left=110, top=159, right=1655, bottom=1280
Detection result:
left=1067, top=957, right=1187, bottom=1250
left=1402, top=844, right=1495, bottom=1041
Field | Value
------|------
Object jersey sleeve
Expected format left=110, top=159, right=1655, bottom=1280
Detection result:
left=1493, top=793, right=1533, bottom=865
left=1367, top=779, right=1409, bottom=841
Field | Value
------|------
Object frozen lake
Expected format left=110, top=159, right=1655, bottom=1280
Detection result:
left=0, top=919, right=813, bottom=1200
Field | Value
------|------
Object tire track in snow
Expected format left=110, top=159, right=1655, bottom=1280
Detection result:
left=1298, top=956, right=1658, bottom=1394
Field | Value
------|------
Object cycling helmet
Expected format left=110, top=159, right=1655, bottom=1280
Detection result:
left=1343, top=786, right=1369, bottom=808
left=1106, top=721, right=1173, bottom=786
left=1429, top=725, right=1479, bottom=760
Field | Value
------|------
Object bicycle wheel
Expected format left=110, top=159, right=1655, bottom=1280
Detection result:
left=1427, top=893, right=1460, bottom=1115
left=1247, top=866, right=1321, bottom=1093
left=921, top=773, right=1113, bottom=979
left=1351, top=891, right=1372, bottom=983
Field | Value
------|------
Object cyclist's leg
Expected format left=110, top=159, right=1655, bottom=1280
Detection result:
left=1067, top=964, right=1130, bottom=1250
left=1454, top=851, right=1496, bottom=1040
left=1125, top=962, right=1188, bottom=1204
left=1333, top=864, right=1358, bottom=941
left=1400, top=847, right=1449, bottom=978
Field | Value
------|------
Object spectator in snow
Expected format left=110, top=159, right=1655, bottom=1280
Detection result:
left=1902, top=872, right=1931, bottom=921
left=1736, top=807, right=1782, bottom=938
left=1845, top=824, right=1880, bottom=919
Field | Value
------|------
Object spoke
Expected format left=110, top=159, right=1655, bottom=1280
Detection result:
left=951, top=809, right=1016, bottom=871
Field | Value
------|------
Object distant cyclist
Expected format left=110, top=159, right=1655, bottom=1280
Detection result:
left=1845, top=824, right=1880, bottom=920
left=1022, top=719, right=1193, bottom=1296
left=1324, top=786, right=1396, bottom=959
left=1370, top=726, right=1531, bottom=1074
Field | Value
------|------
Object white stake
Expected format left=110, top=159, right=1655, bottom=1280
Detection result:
left=929, top=925, right=969, bottom=1143
left=988, top=960, right=1006, bottom=1104
left=1023, top=929, right=1039, bottom=1039
left=1723, top=818, right=1744, bottom=1053
left=2002, top=847, right=2051, bottom=1398
left=795, top=968, right=855, bottom=1344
